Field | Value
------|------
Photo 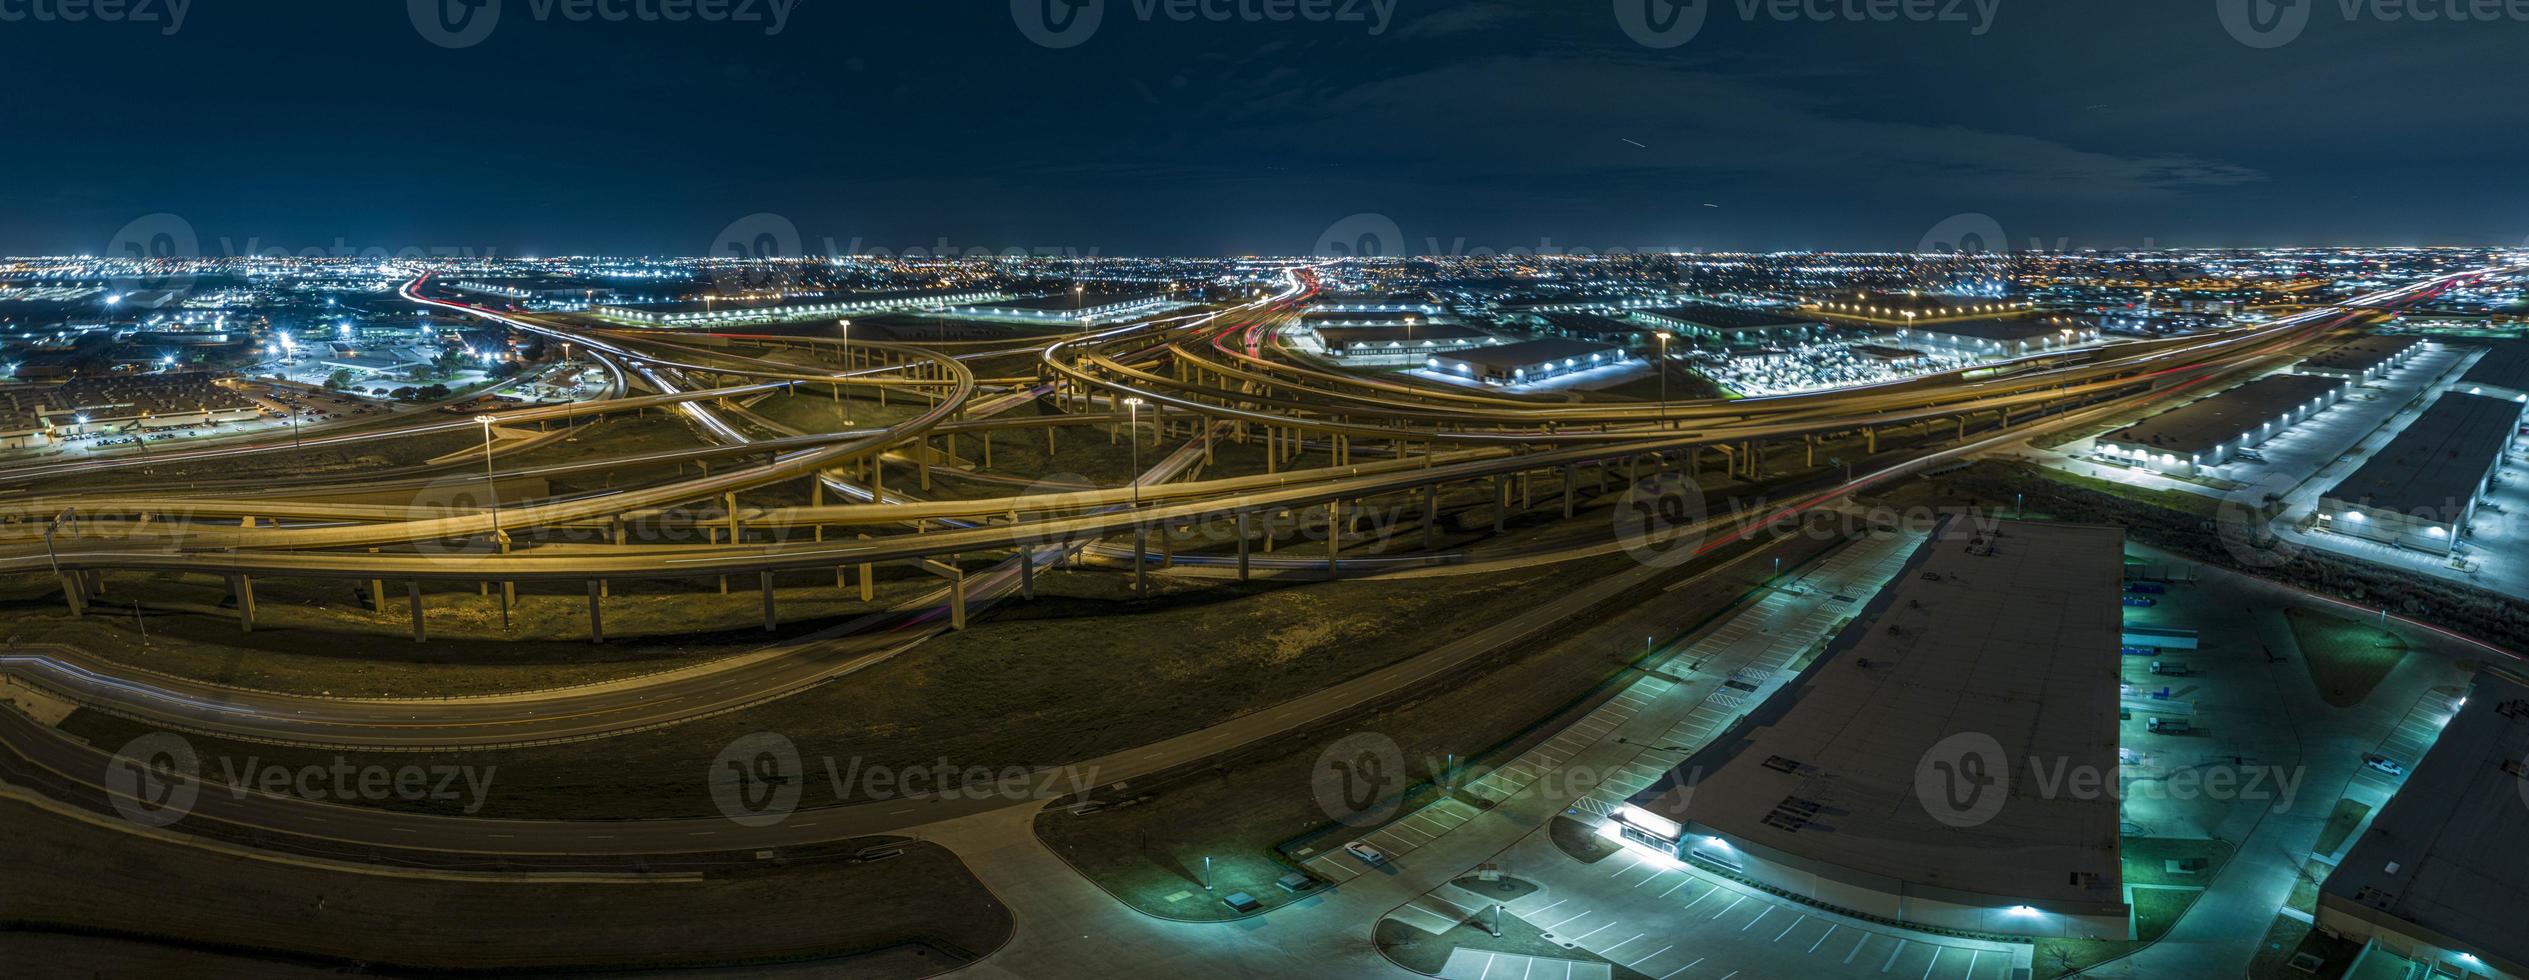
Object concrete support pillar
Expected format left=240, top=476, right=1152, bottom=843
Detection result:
left=59, top=574, right=87, bottom=617
left=1236, top=512, right=1252, bottom=582
left=1493, top=476, right=1508, bottom=532
left=233, top=575, right=256, bottom=634
left=1020, top=548, right=1035, bottom=599
left=409, top=581, right=426, bottom=642
left=761, top=571, right=777, bottom=632
left=858, top=533, right=875, bottom=602
left=1423, top=486, right=1439, bottom=550
left=1562, top=465, right=1577, bottom=519
left=367, top=547, right=385, bottom=612
left=1325, top=501, right=1342, bottom=580
left=588, top=580, right=605, bottom=644
left=949, top=563, right=968, bottom=631
left=1133, top=526, right=1150, bottom=598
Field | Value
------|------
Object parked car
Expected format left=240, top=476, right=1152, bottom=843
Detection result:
left=2121, top=646, right=2157, bottom=657
left=2364, top=756, right=2406, bottom=778
left=1343, top=841, right=1388, bottom=866
left=2123, top=596, right=2158, bottom=608
left=2147, top=717, right=2191, bottom=734
left=2150, top=661, right=2193, bottom=676
left=2125, top=582, right=2168, bottom=595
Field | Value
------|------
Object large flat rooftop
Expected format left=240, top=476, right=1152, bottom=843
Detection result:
left=1908, top=316, right=2083, bottom=344
left=2320, top=391, right=2522, bottom=518
left=1639, top=304, right=1821, bottom=333
left=2322, top=669, right=2529, bottom=974
left=1437, top=338, right=1622, bottom=370
left=2457, top=338, right=2529, bottom=394
left=1641, top=518, right=2127, bottom=910
left=2301, top=335, right=2421, bottom=375
left=2101, top=374, right=2346, bottom=456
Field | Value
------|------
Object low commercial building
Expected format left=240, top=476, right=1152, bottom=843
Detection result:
left=2299, top=335, right=2424, bottom=382
left=595, top=288, right=1004, bottom=328
left=2317, top=391, right=2525, bottom=555
left=2094, top=374, right=2349, bottom=475
left=945, top=291, right=1182, bottom=325
left=2317, top=668, right=2529, bottom=980
left=1310, top=323, right=1498, bottom=362
left=1528, top=310, right=1656, bottom=347
left=1616, top=518, right=2131, bottom=939
left=1633, top=305, right=1828, bottom=346
left=1428, top=338, right=1623, bottom=386
left=1897, top=316, right=2102, bottom=356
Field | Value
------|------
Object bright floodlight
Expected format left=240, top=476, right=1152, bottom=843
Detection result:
left=474, top=415, right=499, bottom=426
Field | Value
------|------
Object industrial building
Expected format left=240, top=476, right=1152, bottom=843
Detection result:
left=2317, top=391, right=2526, bottom=555
left=2094, top=374, right=2349, bottom=475
left=2455, top=339, right=2529, bottom=402
left=1896, top=316, right=2102, bottom=356
left=594, top=288, right=1003, bottom=328
left=1526, top=310, right=1656, bottom=347
left=2299, top=335, right=2424, bottom=382
left=1632, top=305, right=1828, bottom=346
left=2318, top=668, right=2529, bottom=980
left=1616, top=518, right=2131, bottom=939
left=1309, top=323, right=1498, bottom=363
left=1427, top=338, right=1623, bottom=386
left=945, top=291, right=1182, bottom=325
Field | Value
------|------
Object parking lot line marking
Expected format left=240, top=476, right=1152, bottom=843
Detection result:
left=1545, top=909, right=1593, bottom=931
left=1844, top=933, right=1869, bottom=964
left=1882, top=938, right=1907, bottom=972
left=1678, top=887, right=1718, bottom=913
left=1742, top=906, right=1773, bottom=931
left=1602, top=934, right=1644, bottom=956
left=1964, top=950, right=1980, bottom=978
left=1712, top=894, right=1746, bottom=919
left=1634, top=869, right=1672, bottom=889
left=1607, top=854, right=1644, bottom=877
left=1774, top=914, right=1806, bottom=942
left=1528, top=898, right=1566, bottom=917
left=1656, top=958, right=1704, bottom=979
left=1807, top=923, right=1838, bottom=953
left=1657, top=878, right=1693, bottom=898
left=1920, top=946, right=1940, bottom=979
left=1627, top=944, right=1675, bottom=968
left=1569, top=922, right=1616, bottom=944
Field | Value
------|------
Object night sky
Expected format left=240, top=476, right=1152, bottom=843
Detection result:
left=4, top=0, right=2524, bottom=257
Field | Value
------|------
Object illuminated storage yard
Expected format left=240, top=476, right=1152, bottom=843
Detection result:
left=1425, top=337, right=1624, bottom=385
left=2316, top=391, right=2526, bottom=555
left=1616, top=518, right=2130, bottom=939
left=593, top=288, right=1004, bottom=327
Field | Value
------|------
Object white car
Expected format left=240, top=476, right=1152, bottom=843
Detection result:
left=2364, top=756, right=2406, bottom=778
left=1343, top=841, right=1388, bottom=866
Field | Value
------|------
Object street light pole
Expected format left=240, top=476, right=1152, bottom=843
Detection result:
left=475, top=415, right=507, bottom=629
left=837, top=319, right=854, bottom=426
left=1125, top=397, right=1145, bottom=510
left=1654, top=331, right=1672, bottom=426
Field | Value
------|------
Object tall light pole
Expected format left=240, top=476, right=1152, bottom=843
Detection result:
left=837, top=318, right=854, bottom=426
left=1124, top=397, right=1145, bottom=510
left=476, top=414, right=507, bottom=630
left=1653, top=331, right=1672, bottom=425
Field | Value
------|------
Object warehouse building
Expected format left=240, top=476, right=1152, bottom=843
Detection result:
left=2317, top=391, right=2525, bottom=555
left=595, top=288, right=1003, bottom=328
left=1616, top=518, right=2131, bottom=939
left=2318, top=668, right=2529, bottom=980
left=1633, top=305, right=1828, bottom=346
left=2299, top=335, right=2424, bottom=382
left=2094, top=374, right=2350, bottom=476
left=1310, top=323, right=1499, bottom=363
left=1428, top=338, right=1623, bottom=386
left=946, top=291, right=1183, bottom=325
left=1897, top=316, right=2102, bottom=356
left=2454, top=339, right=2529, bottom=402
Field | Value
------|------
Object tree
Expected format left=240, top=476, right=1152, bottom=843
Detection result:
left=325, top=368, right=357, bottom=390
left=390, top=386, right=420, bottom=402
left=431, top=348, right=470, bottom=380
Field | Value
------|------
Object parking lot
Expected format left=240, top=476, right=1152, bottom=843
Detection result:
left=1396, top=840, right=2025, bottom=980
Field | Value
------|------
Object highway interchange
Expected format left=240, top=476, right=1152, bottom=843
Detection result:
left=0, top=262, right=2507, bottom=976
